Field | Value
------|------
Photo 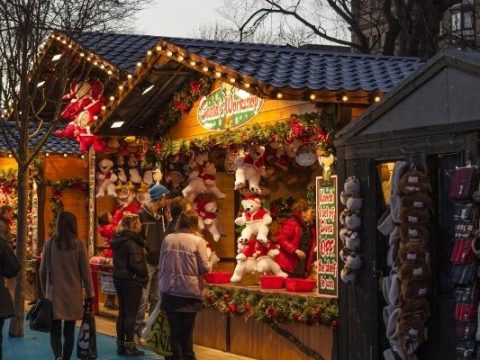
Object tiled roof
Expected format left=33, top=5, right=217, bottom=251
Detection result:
left=69, top=32, right=424, bottom=93
left=0, top=122, right=79, bottom=154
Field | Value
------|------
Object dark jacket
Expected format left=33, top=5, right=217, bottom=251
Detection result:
left=0, top=238, right=19, bottom=319
left=0, top=216, right=12, bottom=245
left=137, top=205, right=166, bottom=265
left=112, top=230, right=148, bottom=285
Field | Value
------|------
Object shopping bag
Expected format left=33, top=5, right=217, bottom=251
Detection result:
left=77, top=300, right=97, bottom=359
left=142, top=301, right=172, bottom=356
left=26, top=298, right=52, bottom=332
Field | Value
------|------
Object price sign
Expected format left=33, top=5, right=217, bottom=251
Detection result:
left=316, top=175, right=338, bottom=298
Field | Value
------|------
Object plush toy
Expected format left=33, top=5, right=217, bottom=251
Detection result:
left=195, top=198, right=221, bottom=242
left=235, top=195, right=272, bottom=244
left=181, top=159, right=206, bottom=202
left=200, top=161, right=226, bottom=199
left=115, top=154, right=128, bottom=184
left=165, top=160, right=185, bottom=196
left=127, top=154, right=142, bottom=185
left=141, top=162, right=155, bottom=187
left=97, top=212, right=116, bottom=258
left=96, top=158, right=118, bottom=197
left=115, top=183, right=140, bottom=213
left=234, top=146, right=266, bottom=194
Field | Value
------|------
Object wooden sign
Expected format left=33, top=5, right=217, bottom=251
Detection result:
left=316, top=175, right=338, bottom=298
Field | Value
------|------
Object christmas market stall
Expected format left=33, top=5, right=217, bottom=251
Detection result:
left=0, top=123, right=89, bottom=300
left=335, top=49, right=480, bottom=360
left=43, top=30, right=423, bottom=360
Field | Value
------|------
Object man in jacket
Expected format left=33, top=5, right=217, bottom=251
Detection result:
left=0, top=205, right=14, bottom=246
left=135, top=183, right=171, bottom=340
left=0, top=214, right=19, bottom=359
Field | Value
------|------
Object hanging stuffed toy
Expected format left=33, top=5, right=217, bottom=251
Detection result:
left=195, top=198, right=221, bottom=242
left=199, top=161, right=226, bottom=199
left=181, top=158, right=206, bottom=202
left=234, top=146, right=266, bottom=194
left=96, top=158, right=118, bottom=198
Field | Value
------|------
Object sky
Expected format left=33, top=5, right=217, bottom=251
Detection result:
left=133, top=0, right=226, bottom=37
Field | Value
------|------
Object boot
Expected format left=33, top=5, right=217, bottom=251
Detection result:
left=104, top=295, right=119, bottom=310
left=116, top=340, right=126, bottom=355
left=124, top=341, right=145, bottom=356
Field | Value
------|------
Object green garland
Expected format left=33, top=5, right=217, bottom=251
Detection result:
left=156, top=105, right=338, bottom=158
left=46, top=178, right=88, bottom=232
left=153, top=75, right=213, bottom=138
left=202, top=285, right=338, bottom=328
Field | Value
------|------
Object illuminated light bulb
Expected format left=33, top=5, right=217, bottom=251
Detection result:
left=107, top=70, right=113, bottom=75
left=276, top=92, right=283, bottom=99
left=93, top=116, right=98, bottom=120
left=45, top=153, right=50, bottom=157
left=147, top=50, right=153, bottom=56
left=374, top=96, right=381, bottom=102
left=127, top=74, right=133, bottom=79
left=167, top=51, right=173, bottom=57
left=81, top=155, right=85, bottom=159
left=342, top=95, right=348, bottom=102
left=109, top=96, right=115, bottom=101
left=56, top=36, right=61, bottom=40
left=202, top=66, right=209, bottom=72
left=136, top=62, right=142, bottom=67
left=62, top=40, right=66, bottom=44
left=63, top=153, right=67, bottom=157
left=229, top=78, right=236, bottom=83
left=86, top=57, right=91, bottom=62
left=178, top=55, right=184, bottom=62
left=244, top=83, right=251, bottom=89
left=101, top=106, right=107, bottom=111
left=156, top=45, right=162, bottom=51
left=80, top=52, right=85, bottom=57
left=93, top=61, right=98, bottom=66
left=51, top=34, right=56, bottom=38
left=190, top=61, right=196, bottom=66
left=215, top=72, right=222, bottom=78
left=118, top=85, right=124, bottom=90
left=37, top=81, right=46, bottom=88
left=100, top=64, right=105, bottom=69
left=8, top=154, right=12, bottom=158
left=68, top=44, right=72, bottom=49
left=310, top=94, right=316, bottom=100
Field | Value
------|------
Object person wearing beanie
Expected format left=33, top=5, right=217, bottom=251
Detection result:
left=135, top=183, right=171, bottom=341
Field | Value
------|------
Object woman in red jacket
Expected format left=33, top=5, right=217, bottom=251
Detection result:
left=274, top=199, right=316, bottom=278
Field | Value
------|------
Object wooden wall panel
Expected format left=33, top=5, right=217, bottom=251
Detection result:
left=194, top=308, right=228, bottom=351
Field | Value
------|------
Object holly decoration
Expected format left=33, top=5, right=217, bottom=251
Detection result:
left=46, top=178, right=88, bottom=232
left=202, top=286, right=338, bottom=327
left=153, top=75, right=213, bottom=138
left=156, top=105, right=338, bottom=159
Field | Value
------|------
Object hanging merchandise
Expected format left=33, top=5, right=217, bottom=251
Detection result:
left=396, top=167, right=432, bottom=360
left=339, top=176, right=363, bottom=284
left=448, top=165, right=480, bottom=360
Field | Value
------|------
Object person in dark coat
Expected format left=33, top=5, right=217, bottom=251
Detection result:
left=112, top=213, right=148, bottom=356
left=0, top=222, right=19, bottom=360
left=40, top=212, right=94, bottom=360
left=159, top=210, right=211, bottom=360
left=274, top=199, right=316, bottom=278
left=0, top=205, right=14, bottom=246
left=164, top=197, right=193, bottom=237
left=135, top=183, right=170, bottom=339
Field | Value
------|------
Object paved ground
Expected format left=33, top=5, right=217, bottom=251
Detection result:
left=3, top=320, right=163, bottom=360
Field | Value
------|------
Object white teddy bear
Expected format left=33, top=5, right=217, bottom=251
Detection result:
left=234, top=146, right=266, bottom=194
left=96, top=158, right=118, bottom=198
left=181, top=159, right=207, bottom=202
left=235, top=195, right=272, bottom=245
left=127, top=154, right=142, bottom=185
left=200, top=161, right=226, bottom=199
left=195, top=198, right=221, bottom=242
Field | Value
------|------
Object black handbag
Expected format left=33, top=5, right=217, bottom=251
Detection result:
left=77, top=299, right=97, bottom=359
left=26, top=297, right=52, bottom=332
left=0, top=283, right=15, bottom=319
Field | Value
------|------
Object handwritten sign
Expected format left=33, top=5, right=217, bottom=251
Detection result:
left=316, top=175, right=338, bottom=298
left=143, top=308, right=172, bottom=356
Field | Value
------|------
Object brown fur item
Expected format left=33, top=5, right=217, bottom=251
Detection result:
left=399, top=224, right=429, bottom=244
left=398, top=242, right=429, bottom=264
left=399, top=298, right=430, bottom=323
left=400, top=262, right=431, bottom=281
left=398, top=170, right=430, bottom=194
left=400, top=278, right=430, bottom=299
left=400, top=192, right=432, bottom=211
left=399, top=206, right=431, bottom=225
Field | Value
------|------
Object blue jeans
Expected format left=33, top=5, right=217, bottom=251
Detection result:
left=135, top=263, right=159, bottom=336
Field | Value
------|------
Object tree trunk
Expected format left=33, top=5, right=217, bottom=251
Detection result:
left=8, top=163, right=29, bottom=337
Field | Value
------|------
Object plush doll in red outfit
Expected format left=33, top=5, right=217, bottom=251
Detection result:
left=274, top=199, right=317, bottom=277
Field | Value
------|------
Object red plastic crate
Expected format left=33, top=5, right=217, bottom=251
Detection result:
left=260, top=275, right=285, bottom=289
left=204, top=271, right=232, bottom=284
left=285, top=278, right=316, bottom=292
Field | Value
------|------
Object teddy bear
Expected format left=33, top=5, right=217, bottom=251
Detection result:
left=398, top=170, right=431, bottom=194
left=235, top=195, right=272, bottom=244
left=74, top=111, right=107, bottom=153
left=195, top=198, right=221, bottom=242
left=199, top=161, right=226, bottom=199
left=96, top=158, right=118, bottom=197
left=398, top=241, right=429, bottom=264
left=165, top=158, right=185, bottom=196
left=114, top=154, right=128, bottom=184
left=182, top=159, right=207, bottom=202
left=127, top=154, right=142, bottom=185
left=234, top=146, right=266, bottom=194
left=141, top=162, right=155, bottom=187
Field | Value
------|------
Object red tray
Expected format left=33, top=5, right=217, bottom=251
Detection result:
left=285, top=278, right=316, bottom=292
left=260, top=275, right=285, bottom=289
left=204, top=271, right=232, bottom=284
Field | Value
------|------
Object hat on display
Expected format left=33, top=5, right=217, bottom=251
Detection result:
left=149, top=183, right=170, bottom=201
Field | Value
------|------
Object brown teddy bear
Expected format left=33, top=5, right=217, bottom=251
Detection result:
left=400, top=191, right=432, bottom=211
left=399, top=298, right=429, bottom=323
left=399, top=224, right=429, bottom=244
left=398, top=241, right=429, bottom=264
left=398, top=170, right=431, bottom=194
left=400, top=262, right=431, bottom=280
left=399, top=206, right=430, bottom=226
left=400, top=278, right=430, bottom=299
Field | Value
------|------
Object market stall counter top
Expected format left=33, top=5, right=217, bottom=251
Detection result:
left=195, top=283, right=338, bottom=360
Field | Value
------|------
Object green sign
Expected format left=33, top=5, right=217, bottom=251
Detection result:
left=316, top=175, right=338, bottom=298
left=197, top=84, right=264, bottom=130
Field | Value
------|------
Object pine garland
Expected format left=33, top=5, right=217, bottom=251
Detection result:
left=202, top=286, right=339, bottom=327
left=154, top=105, right=338, bottom=158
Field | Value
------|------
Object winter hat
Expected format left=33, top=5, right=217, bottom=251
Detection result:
left=244, top=194, right=261, bottom=204
left=149, top=183, right=170, bottom=201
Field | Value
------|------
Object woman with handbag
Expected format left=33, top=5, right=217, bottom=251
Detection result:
left=40, top=212, right=94, bottom=360
left=0, top=210, right=19, bottom=360
left=112, top=213, right=148, bottom=356
left=159, top=210, right=211, bottom=360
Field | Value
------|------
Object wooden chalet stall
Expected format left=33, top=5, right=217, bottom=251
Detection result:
left=0, top=124, right=88, bottom=300
left=335, top=50, right=480, bottom=360
left=48, top=30, right=423, bottom=359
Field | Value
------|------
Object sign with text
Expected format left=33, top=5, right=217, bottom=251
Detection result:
left=316, top=175, right=338, bottom=298
left=197, top=83, right=264, bottom=131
